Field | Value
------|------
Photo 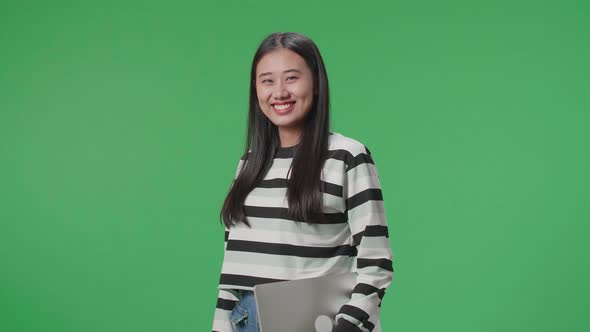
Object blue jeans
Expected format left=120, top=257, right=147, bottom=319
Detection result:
left=229, top=289, right=260, bottom=332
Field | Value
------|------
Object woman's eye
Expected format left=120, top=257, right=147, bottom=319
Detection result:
left=261, top=77, right=296, bottom=83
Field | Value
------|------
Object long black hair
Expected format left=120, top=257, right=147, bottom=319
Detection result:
left=220, top=32, right=332, bottom=228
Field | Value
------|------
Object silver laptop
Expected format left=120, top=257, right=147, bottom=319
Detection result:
left=253, top=272, right=382, bottom=332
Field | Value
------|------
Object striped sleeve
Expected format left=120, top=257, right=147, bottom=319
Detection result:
left=212, top=228, right=239, bottom=332
left=212, top=157, right=246, bottom=331
left=212, top=289, right=238, bottom=332
left=333, top=145, right=394, bottom=332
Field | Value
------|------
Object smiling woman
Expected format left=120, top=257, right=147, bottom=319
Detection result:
left=211, top=32, right=394, bottom=332
left=255, top=47, right=317, bottom=147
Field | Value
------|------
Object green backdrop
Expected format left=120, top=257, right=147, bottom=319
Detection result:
left=1, top=0, right=588, bottom=331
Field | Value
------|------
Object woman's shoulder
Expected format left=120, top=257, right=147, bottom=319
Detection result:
left=237, top=131, right=372, bottom=160
left=329, top=131, right=372, bottom=157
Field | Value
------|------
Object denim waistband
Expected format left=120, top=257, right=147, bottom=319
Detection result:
left=236, top=289, right=255, bottom=296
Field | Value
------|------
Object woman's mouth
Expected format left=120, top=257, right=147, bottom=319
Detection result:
left=272, top=102, right=295, bottom=115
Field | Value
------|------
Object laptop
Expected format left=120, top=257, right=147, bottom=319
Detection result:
left=253, top=272, right=382, bottom=332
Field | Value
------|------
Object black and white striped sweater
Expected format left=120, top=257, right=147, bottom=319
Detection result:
left=212, top=131, right=394, bottom=332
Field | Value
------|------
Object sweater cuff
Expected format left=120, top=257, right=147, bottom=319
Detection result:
left=332, top=318, right=364, bottom=332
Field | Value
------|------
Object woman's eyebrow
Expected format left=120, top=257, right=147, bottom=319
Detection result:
left=258, top=69, right=301, bottom=78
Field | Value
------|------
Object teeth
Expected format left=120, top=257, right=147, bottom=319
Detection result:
left=273, top=103, right=293, bottom=110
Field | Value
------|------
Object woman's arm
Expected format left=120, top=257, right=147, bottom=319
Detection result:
left=333, top=145, right=394, bottom=332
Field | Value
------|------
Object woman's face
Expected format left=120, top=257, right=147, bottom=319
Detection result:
left=255, top=48, right=315, bottom=133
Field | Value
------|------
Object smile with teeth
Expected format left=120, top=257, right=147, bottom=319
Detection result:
left=273, top=103, right=293, bottom=110
left=272, top=102, right=295, bottom=113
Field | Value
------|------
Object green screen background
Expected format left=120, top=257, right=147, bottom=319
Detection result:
left=1, top=0, right=588, bottom=331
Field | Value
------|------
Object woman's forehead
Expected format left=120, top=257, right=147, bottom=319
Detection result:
left=256, top=49, right=307, bottom=74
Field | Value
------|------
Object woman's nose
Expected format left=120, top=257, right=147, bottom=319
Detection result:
left=273, top=82, right=289, bottom=97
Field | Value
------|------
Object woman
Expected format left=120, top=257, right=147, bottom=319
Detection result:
left=211, top=32, right=394, bottom=332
